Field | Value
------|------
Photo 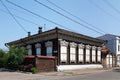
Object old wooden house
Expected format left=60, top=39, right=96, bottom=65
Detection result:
left=6, top=27, right=113, bottom=72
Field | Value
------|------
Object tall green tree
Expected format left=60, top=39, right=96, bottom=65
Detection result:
left=0, top=49, right=8, bottom=68
left=6, top=46, right=27, bottom=69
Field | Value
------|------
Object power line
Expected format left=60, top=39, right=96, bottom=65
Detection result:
left=34, top=0, right=104, bottom=35
left=0, top=8, right=41, bottom=26
left=0, top=0, right=27, bottom=33
left=6, top=0, right=73, bottom=32
left=46, top=0, right=106, bottom=34
left=88, top=0, right=120, bottom=23
left=102, top=0, right=120, bottom=15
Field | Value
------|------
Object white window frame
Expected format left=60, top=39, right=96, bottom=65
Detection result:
left=92, top=50, right=96, bottom=62
left=92, top=46, right=96, bottom=62
left=97, top=47, right=101, bottom=62
left=86, top=45, right=91, bottom=62
left=60, top=46, right=67, bottom=62
left=70, top=42, right=77, bottom=63
left=78, top=48, right=84, bottom=62
left=70, top=47, right=76, bottom=62
left=86, top=49, right=90, bottom=62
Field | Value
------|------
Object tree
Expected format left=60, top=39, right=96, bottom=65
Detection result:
left=6, top=46, right=27, bottom=69
left=0, top=49, right=8, bottom=68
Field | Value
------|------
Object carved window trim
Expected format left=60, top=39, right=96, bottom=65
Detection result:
left=45, top=41, right=53, bottom=47
left=92, top=46, right=96, bottom=50
left=70, top=42, right=77, bottom=62
left=35, top=43, right=41, bottom=48
left=59, top=40, right=68, bottom=63
left=86, top=45, right=91, bottom=49
left=59, top=39, right=68, bottom=47
left=98, top=47, right=101, bottom=51
left=78, top=43, right=85, bottom=49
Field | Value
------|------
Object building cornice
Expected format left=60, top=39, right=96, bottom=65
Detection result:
left=6, top=27, right=105, bottom=46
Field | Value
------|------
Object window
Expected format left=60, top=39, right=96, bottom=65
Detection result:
left=70, top=42, right=77, bottom=63
left=27, top=45, right=32, bottom=55
left=97, top=50, right=101, bottom=62
left=117, top=56, right=120, bottom=62
left=46, top=47, right=52, bottom=56
left=86, top=49, right=90, bottom=62
left=92, top=50, right=96, bottom=62
left=78, top=44, right=84, bottom=63
left=118, top=45, right=120, bottom=51
left=60, top=46, right=67, bottom=62
left=36, top=48, right=41, bottom=55
left=35, top=43, right=41, bottom=56
left=86, top=45, right=91, bottom=62
left=92, top=46, right=96, bottom=62
left=119, top=40, right=120, bottom=44
left=78, top=48, right=84, bottom=62
left=70, top=47, right=76, bottom=62
left=59, top=40, right=68, bottom=63
left=45, top=41, right=53, bottom=56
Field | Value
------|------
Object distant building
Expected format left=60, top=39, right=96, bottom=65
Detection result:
left=6, top=27, right=112, bottom=72
left=98, top=34, right=119, bottom=66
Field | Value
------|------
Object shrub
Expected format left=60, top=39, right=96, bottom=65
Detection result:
left=31, top=67, right=37, bottom=74
left=6, top=46, right=27, bottom=70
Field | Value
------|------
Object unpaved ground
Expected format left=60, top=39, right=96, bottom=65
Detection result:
left=0, top=68, right=111, bottom=80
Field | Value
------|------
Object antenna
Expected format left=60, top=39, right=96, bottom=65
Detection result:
left=44, top=24, right=46, bottom=31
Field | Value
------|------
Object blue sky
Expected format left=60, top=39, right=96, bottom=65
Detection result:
left=0, top=0, right=120, bottom=49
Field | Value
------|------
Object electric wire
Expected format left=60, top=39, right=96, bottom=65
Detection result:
left=102, top=0, right=120, bottom=15
left=6, top=0, right=73, bottom=32
left=46, top=0, right=106, bottom=34
left=88, top=0, right=120, bottom=23
left=0, top=0, right=27, bottom=33
left=34, top=0, right=104, bottom=35
left=0, top=8, right=41, bottom=26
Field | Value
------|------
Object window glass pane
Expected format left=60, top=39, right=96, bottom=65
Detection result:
left=60, top=46, right=67, bottom=62
left=70, top=54, right=75, bottom=61
left=36, top=48, right=41, bottom=55
left=118, top=45, right=120, bottom=51
left=86, top=49, right=90, bottom=62
left=47, top=47, right=52, bottom=56
left=119, top=40, right=120, bottom=44
left=70, top=47, right=76, bottom=62
left=61, top=46, right=67, bottom=53
left=28, top=49, right=32, bottom=55
left=92, top=50, right=96, bottom=62
left=78, top=48, right=83, bottom=62
left=70, top=47, right=75, bottom=53
left=61, top=53, right=67, bottom=61
left=97, top=51, right=101, bottom=61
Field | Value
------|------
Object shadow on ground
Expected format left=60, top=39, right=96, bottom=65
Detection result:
left=0, top=68, right=16, bottom=72
left=112, top=68, right=120, bottom=73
